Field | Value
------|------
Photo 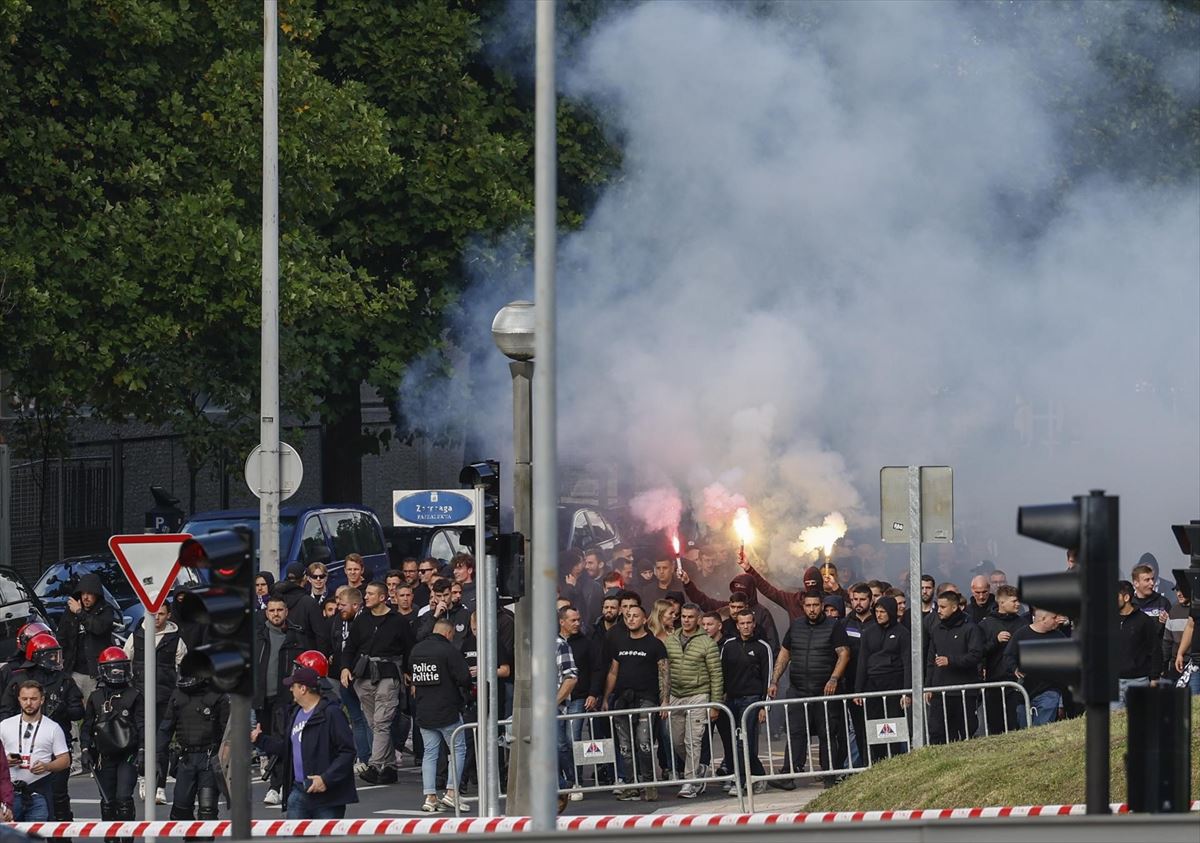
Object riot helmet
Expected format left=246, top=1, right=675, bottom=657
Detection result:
left=26, top=633, right=63, bottom=672
left=98, top=646, right=132, bottom=687
left=293, top=650, right=329, bottom=678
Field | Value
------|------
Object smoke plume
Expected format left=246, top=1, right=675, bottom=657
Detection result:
left=404, top=1, right=1200, bottom=581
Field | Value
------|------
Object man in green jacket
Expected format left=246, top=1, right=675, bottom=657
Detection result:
left=664, top=603, right=724, bottom=798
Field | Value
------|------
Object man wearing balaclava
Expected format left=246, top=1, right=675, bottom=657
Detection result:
left=679, top=569, right=779, bottom=654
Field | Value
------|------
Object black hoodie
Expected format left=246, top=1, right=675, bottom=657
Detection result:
left=59, top=572, right=116, bottom=677
left=855, top=597, right=911, bottom=691
left=979, top=609, right=1025, bottom=682
left=684, top=573, right=780, bottom=652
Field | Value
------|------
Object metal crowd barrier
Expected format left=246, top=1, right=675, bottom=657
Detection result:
left=740, top=680, right=1032, bottom=812
left=448, top=700, right=745, bottom=816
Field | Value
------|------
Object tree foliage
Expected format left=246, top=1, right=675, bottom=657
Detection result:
left=0, top=0, right=618, bottom=502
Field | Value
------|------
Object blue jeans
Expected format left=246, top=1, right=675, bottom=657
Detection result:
left=1187, top=665, right=1200, bottom=695
left=728, top=695, right=766, bottom=781
left=12, top=790, right=48, bottom=821
left=557, top=699, right=586, bottom=787
left=421, top=720, right=467, bottom=796
left=1017, top=689, right=1062, bottom=727
left=286, top=787, right=346, bottom=820
left=1113, top=677, right=1148, bottom=710
left=340, top=683, right=372, bottom=763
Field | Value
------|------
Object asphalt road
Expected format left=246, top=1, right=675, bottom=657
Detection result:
left=59, top=760, right=814, bottom=821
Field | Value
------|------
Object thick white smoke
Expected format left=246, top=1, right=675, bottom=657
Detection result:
left=404, top=1, right=1200, bottom=581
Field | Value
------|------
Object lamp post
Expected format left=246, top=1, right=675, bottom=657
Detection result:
left=491, top=301, right=535, bottom=815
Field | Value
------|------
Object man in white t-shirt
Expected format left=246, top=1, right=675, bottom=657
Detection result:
left=0, top=681, right=70, bottom=820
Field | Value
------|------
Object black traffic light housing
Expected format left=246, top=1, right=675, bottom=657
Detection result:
left=496, top=532, right=526, bottom=601
left=1016, top=490, right=1118, bottom=704
left=459, top=459, right=500, bottom=544
left=1015, top=489, right=1118, bottom=815
left=1170, top=520, right=1200, bottom=616
left=175, top=528, right=256, bottom=697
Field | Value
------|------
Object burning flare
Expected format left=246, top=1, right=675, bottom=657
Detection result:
left=790, top=512, right=848, bottom=559
left=671, top=534, right=681, bottom=556
left=732, top=507, right=754, bottom=545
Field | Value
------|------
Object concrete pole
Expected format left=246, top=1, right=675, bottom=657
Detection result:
left=506, top=360, right=533, bottom=811
left=473, top=484, right=499, bottom=817
left=529, top=0, right=558, bottom=830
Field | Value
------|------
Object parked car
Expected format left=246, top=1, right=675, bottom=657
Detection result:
left=34, top=554, right=202, bottom=645
left=182, top=504, right=390, bottom=587
left=0, top=566, right=51, bottom=660
left=385, top=504, right=622, bottom=567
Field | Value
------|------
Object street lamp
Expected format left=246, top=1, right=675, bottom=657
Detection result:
left=491, top=300, right=535, bottom=815
left=492, top=300, right=535, bottom=361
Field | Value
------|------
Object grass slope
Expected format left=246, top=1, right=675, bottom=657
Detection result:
left=807, top=698, right=1200, bottom=811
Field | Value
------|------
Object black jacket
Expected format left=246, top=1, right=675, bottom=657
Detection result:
left=1117, top=608, right=1161, bottom=680
left=409, top=633, right=472, bottom=729
left=720, top=635, right=773, bottom=699
left=59, top=573, right=116, bottom=677
left=342, top=608, right=413, bottom=680
left=856, top=598, right=911, bottom=691
left=0, top=665, right=83, bottom=729
left=254, top=621, right=307, bottom=707
left=966, top=595, right=997, bottom=626
left=979, top=611, right=1025, bottom=682
left=328, top=613, right=357, bottom=675
left=843, top=611, right=876, bottom=688
left=414, top=602, right=470, bottom=646
left=925, top=610, right=983, bottom=686
left=159, top=686, right=229, bottom=752
left=272, top=580, right=321, bottom=650
left=566, top=631, right=605, bottom=700
left=1003, top=624, right=1068, bottom=698
left=129, top=619, right=182, bottom=706
left=254, top=697, right=358, bottom=809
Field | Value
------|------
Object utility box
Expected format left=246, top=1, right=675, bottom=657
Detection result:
left=1125, top=685, right=1191, bottom=813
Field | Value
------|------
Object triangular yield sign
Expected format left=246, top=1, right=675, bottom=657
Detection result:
left=108, top=534, right=191, bottom=613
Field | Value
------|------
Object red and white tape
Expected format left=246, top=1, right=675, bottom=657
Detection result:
left=8, top=803, right=1199, bottom=836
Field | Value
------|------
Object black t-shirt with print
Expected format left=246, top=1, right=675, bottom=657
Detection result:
left=612, top=633, right=667, bottom=697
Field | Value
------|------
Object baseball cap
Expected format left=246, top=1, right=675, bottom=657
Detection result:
left=283, top=666, right=321, bottom=688
left=285, top=562, right=306, bottom=581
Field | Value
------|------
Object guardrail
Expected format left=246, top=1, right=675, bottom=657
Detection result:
left=740, top=680, right=1032, bottom=811
left=448, top=701, right=746, bottom=815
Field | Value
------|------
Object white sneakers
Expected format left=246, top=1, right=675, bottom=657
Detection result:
left=263, top=788, right=282, bottom=806
left=155, top=787, right=167, bottom=805
left=568, top=785, right=584, bottom=802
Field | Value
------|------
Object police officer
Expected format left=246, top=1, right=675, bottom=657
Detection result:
left=409, top=618, right=471, bottom=813
left=81, top=647, right=143, bottom=821
left=0, top=633, right=83, bottom=820
left=158, top=673, right=229, bottom=820
left=0, top=622, right=51, bottom=699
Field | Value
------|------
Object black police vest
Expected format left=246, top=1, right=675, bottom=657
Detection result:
left=175, top=691, right=223, bottom=750
left=786, top=617, right=837, bottom=695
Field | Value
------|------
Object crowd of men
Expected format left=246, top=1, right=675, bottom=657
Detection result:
left=0, top=541, right=1193, bottom=821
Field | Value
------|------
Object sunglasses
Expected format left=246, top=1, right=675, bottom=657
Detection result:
left=419, top=568, right=435, bottom=574
left=309, top=574, right=327, bottom=580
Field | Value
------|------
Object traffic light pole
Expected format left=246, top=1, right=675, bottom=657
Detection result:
left=1081, top=492, right=1118, bottom=815
left=473, top=484, right=500, bottom=817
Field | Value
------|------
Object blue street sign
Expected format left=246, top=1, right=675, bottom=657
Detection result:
left=393, top=489, right=475, bottom=527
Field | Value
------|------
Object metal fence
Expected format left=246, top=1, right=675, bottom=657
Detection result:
left=4, top=452, right=116, bottom=579
left=741, top=681, right=1032, bottom=811
left=447, top=700, right=747, bottom=816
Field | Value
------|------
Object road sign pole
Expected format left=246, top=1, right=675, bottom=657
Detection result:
left=473, top=484, right=499, bottom=816
left=908, top=466, right=926, bottom=750
left=143, top=614, right=156, bottom=821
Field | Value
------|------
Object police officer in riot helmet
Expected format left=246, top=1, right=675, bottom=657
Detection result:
left=0, top=633, right=83, bottom=820
left=81, top=647, right=144, bottom=821
left=158, top=671, right=229, bottom=820
left=0, top=622, right=52, bottom=699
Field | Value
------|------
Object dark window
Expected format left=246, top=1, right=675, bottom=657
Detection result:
left=326, top=512, right=384, bottom=561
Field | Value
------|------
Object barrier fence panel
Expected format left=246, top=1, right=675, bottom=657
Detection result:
left=449, top=701, right=744, bottom=817
left=742, top=681, right=1032, bottom=812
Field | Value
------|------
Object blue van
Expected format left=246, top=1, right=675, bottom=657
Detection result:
left=182, top=504, right=389, bottom=586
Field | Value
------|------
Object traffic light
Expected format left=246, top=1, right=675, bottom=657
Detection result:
left=1015, top=489, right=1118, bottom=705
left=174, top=528, right=256, bottom=697
left=1171, top=520, right=1200, bottom=614
left=496, top=532, right=526, bottom=601
left=459, top=459, right=500, bottom=547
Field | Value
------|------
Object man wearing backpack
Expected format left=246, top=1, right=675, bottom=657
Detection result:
left=81, top=648, right=143, bottom=821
